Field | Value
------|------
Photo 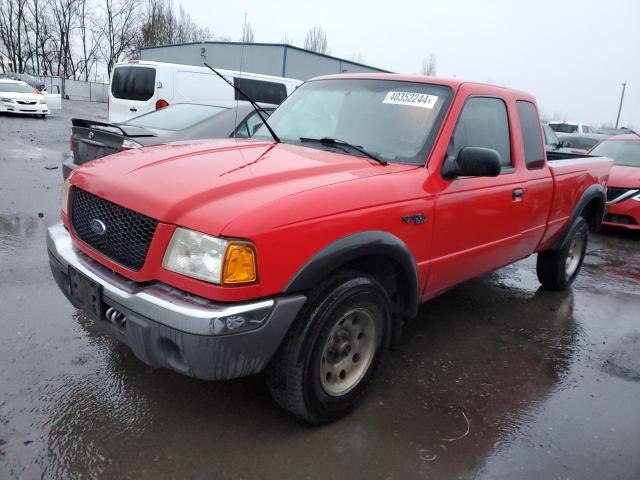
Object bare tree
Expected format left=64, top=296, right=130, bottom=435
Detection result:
left=99, top=0, right=141, bottom=76
left=420, top=53, right=437, bottom=76
left=240, top=21, right=254, bottom=43
left=349, top=52, right=365, bottom=64
left=304, top=26, right=329, bottom=54
left=281, top=34, right=293, bottom=45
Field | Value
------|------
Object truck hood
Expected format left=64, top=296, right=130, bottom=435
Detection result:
left=609, top=165, right=640, bottom=188
left=70, top=139, right=416, bottom=234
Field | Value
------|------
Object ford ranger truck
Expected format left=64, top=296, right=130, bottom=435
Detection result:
left=47, top=74, right=613, bottom=424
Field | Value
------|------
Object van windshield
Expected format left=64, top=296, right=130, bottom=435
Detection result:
left=111, top=66, right=156, bottom=101
left=255, top=78, right=452, bottom=165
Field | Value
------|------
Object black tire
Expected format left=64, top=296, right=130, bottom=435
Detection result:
left=266, top=270, right=391, bottom=424
left=537, top=216, right=588, bottom=290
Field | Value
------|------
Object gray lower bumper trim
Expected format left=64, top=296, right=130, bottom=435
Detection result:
left=47, top=223, right=307, bottom=380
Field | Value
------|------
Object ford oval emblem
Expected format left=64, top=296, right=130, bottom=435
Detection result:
left=90, top=219, right=107, bottom=235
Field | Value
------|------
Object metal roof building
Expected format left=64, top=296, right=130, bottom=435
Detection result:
left=139, top=41, right=391, bottom=80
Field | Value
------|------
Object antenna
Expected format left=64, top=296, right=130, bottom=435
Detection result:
left=233, top=12, right=248, bottom=138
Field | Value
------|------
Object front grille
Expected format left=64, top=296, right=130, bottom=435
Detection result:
left=607, top=187, right=634, bottom=202
left=17, top=100, right=37, bottom=105
left=70, top=188, right=158, bottom=271
left=604, top=214, right=637, bottom=225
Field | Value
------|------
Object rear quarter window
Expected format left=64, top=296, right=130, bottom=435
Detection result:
left=111, top=66, right=156, bottom=101
left=517, top=101, right=545, bottom=169
left=234, top=77, right=287, bottom=104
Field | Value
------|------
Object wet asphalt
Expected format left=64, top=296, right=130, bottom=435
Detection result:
left=1, top=102, right=639, bottom=480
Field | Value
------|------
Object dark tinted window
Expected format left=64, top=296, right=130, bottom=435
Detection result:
left=234, top=77, right=287, bottom=104
left=111, top=66, right=156, bottom=101
left=517, top=101, right=545, bottom=169
left=549, top=123, right=578, bottom=134
left=563, top=136, right=600, bottom=150
left=452, top=97, right=511, bottom=166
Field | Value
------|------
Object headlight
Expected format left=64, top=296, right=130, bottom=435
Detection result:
left=633, top=193, right=640, bottom=202
left=1, top=97, right=13, bottom=103
left=162, top=228, right=257, bottom=285
left=60, top=179, right=71, bottom=215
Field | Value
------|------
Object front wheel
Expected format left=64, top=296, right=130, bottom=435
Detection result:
left=537, top=216, right=588, bottom=290
left=266, top=270, right=391, bottom=424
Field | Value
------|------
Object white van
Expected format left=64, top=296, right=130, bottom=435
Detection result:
left=108, top=60, right=302, bottom=123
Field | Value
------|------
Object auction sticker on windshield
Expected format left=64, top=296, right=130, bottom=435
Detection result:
left=382, top=91, right=439, bottom=109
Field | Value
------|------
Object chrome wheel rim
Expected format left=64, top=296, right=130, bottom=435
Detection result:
left=320, top=308, right=377, bottom=397
left=565, top=231, right=585, bottom=278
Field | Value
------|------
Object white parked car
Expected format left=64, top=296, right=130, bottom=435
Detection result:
left=548, top=121, right=593, bottom=134
left=0, top=79, right=50, bottom=117
left=108, top=60, right=302, bottom=123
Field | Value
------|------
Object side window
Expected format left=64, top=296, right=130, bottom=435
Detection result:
left=234, top=110, right=273, bottom=138
left=517, top=100, right=545, bottom=169
left=234, top=77, right=287, bottom=104
left=451, top=97, right=512, bottom=167
left=583, top=125, right=591, bottom=133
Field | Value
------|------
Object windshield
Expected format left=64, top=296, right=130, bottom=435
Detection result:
left=125, top=104, right=227, bottom=131
left=255, top=79, right=452, bottom=165
left=549, top=123, right=578, bottom=134
left=0, top=82, right=35, bottom=94
left=590, top=140, right=640, bottom=167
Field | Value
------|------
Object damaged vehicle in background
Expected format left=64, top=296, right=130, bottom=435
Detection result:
left=48, top=74, right=612, bottom=424
left=0, top=79, right=50, bottom=118
left=590, top=135, right=640, bottom=230
left=64, top=101, right=276, bottom=179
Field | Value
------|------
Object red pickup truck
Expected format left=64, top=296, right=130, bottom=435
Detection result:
left=48, top=74, right=612, bottom=424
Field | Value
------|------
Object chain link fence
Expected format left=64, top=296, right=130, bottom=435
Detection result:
left=30, top=75, right=109, bottom=103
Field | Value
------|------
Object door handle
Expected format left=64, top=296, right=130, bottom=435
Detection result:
left=512, top=188, right=525, bottom=201
left=129, top=107, right=137, bottom=112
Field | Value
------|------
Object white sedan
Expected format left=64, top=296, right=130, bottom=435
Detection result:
left=0, top=79, right=50, bottom=117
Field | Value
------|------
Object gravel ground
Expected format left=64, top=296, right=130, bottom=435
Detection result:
left=1, top=101, right=640, bottom=480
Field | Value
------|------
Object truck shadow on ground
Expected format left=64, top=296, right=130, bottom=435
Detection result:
left=42, top=269, right=580, bottom=479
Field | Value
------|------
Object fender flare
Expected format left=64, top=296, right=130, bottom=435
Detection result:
left=551, top=183, right=606, bottom=251
left=283, top=231, right=420, bottom=318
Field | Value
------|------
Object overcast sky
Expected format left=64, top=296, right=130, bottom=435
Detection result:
left=180, top=0, right=639, bottom=128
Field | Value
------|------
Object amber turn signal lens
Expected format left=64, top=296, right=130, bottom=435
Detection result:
left=222, top=242, right=257, bottom=284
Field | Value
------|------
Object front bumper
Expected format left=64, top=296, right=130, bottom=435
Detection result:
left=603, top=200, right=640, bottom=231
left=0, top=101, right=49, bottom=115
left=47, top=223, right=306, bottom=380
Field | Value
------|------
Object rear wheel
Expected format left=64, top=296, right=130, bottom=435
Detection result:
left=266, top=270, right=390, bottom=424
left=537, top=216, right=588, bottom=290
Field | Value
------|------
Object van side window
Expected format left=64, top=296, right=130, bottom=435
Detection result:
left=451, top=97, right=512, bottom=167
left=234, top=78, right=287, bottom=105
left=517, top=100, right=545, bottom=169
left=111, top=67, right=156, bottom=101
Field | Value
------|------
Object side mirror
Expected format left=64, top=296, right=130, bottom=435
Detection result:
left=442, top=146, right=502, bottom=179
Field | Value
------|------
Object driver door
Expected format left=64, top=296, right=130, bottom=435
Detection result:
left=426, top=95, right=527, bottom=296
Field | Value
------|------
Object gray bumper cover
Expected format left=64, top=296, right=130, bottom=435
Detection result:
left=47, top=223, right=306, bottom=380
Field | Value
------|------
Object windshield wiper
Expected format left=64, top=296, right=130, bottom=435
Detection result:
left=299, top=137, right=387, bottom=165
left=203, top=62, right=280, bottom=143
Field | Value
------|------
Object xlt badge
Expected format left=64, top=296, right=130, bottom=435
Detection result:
left=402, top=213, right=426, bottom=225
